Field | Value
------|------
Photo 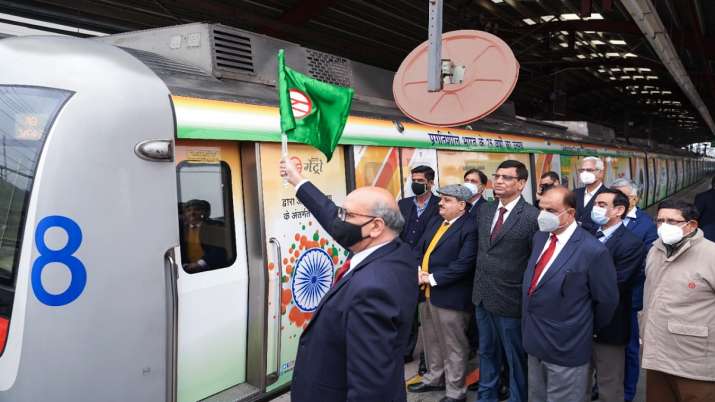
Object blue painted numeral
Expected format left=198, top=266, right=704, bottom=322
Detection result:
left=31, top=216, right=86, bottom=306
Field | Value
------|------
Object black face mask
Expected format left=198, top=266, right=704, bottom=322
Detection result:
left=330, top=217, right=374, bottom=249
left=540, top=184, right=553, bottom=193
left=411, top=182, right=427, bottom=195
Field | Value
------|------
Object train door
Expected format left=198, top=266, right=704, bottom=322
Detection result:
left=253, top=143, right=348, bottom=391
left=174, top=141, right=251, bottom=402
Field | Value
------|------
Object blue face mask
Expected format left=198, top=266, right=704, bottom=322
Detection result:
left=590, top=206, right=609, bottom=226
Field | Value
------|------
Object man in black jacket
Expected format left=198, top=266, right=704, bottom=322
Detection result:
left=585, top=189, right=644, bottom=402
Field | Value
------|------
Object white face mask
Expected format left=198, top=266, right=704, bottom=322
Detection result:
left=580, top=171, right=597, bottom=185
left=658, top=223, right=686, bottom=245
left=590, top=206, right=609, bottom=226
left=462, top=182, right=479, bottom=197
left=538, top=210, right=567, bottom=232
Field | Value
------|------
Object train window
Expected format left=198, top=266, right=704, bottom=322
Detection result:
left=176, top=161, right=237, bottom=273
left=0, top=85, right=73, bottom=354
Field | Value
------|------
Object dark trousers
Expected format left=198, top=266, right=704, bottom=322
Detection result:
left=624, top=308, right=640, bottom=400
left=475, top=303, right=527, bottom=402
left=646, top=370, right=715, bottom=402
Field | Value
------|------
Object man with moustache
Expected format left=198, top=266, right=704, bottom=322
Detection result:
left=472, top=160, right=540, bottom=402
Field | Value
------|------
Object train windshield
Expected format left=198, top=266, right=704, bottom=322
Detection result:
left=0, top=86, right=72, bottom=334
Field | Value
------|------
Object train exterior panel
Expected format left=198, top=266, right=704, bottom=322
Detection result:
left=0, top=32, right=713, bottom=402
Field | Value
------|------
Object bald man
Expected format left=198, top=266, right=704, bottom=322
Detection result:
left=280, top=158, right=419, bottom=402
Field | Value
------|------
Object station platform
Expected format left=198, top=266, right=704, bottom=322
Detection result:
left=269, top=176, right=714, bottom=402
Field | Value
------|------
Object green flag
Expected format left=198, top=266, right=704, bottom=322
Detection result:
left=278, top=49, right=354, bottom=161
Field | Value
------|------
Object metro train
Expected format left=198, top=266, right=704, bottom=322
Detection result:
left=0, top=24, right=713, bottom=402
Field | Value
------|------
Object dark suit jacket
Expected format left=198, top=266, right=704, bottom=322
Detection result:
left=472, top=196, right=540, bottom=318
left=574, top=184, right=608, bottom=234
left=398, top=194, right=441, bottom=247
left=467, top=196, right=487, bottom=221
left=179, top=219, right=228, bottom=269
left=522, top=226, right=618, bottom=367
left=624, top=208, right=658, bottom=310
left=594, top=224, right=644, bottom=345
left=695, top=188, right=715, bottom=241
left=414, top=213, right=478, bottom=311
left=292, top=181, right=418, bottom=402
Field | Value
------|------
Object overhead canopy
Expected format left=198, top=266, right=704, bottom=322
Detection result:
left=2, top=0, right=714, bottom=146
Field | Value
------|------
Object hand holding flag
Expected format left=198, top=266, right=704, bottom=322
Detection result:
left=277, top=49, right=354, bottom=162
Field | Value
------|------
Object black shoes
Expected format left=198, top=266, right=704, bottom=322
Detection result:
left=439, top=397, right=466, bottom=402
left=407, top=382, right=446, bottom=393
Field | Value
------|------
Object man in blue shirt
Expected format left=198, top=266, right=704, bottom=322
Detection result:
left=611, top=178, right=658, bottom=402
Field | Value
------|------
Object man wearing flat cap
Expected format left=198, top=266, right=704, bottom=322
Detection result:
left=408, top=184, right=478, bottom=402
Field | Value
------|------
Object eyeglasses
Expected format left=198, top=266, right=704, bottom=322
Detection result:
left=577, top=168, right=599, bottom=173
left=655, top=219, right=687, bottom=225
left=337, top=207, right=376, bottom=222
left=492, top=174, right=520, bottom=181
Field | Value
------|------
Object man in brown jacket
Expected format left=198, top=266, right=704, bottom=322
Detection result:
left=641, top=199, right=715, bottom=402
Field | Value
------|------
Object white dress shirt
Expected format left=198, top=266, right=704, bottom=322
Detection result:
left=428, top=214, right=463, bottom=287
left=490, top=196, right=521, bottom=232
left=623, top=207, right=638, bottom=227
left=583, top=182, right=603, bottom=206
left=348, top=241, right=390, bottom=275
left=534, top=221, right=578, bottom=286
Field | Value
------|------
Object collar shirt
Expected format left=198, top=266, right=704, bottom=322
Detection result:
left=347, top=241, right=390, bottom=275
left=490, top=196, right=521, bottom=232
left=597, top=221, right=622, bottom=243
left=535, top=221, right=579, bottom=285
left=583, top=182, right=603, bottom=206
left=623, top=207, right=638, bottom=227
left=413, top=194, right=432, bottom=217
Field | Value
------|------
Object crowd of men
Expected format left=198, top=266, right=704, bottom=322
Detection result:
left=279, top=156, right=715, bottom=402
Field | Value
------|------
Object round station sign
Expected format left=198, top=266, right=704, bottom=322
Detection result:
left=393, top=30, right=520, bottom=127
left=290, top=89, right=312, bottom=119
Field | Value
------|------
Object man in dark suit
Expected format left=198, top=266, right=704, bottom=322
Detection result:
left=522, top=186, right=618, bottom=402
left=463, top=168, right=488, bottom=219
left=586, top=189, right=644, bottom=402
left=398, top=165, right=440, bottom=366
left=407, top=184, right=478, bottom=402
left=534, top=171, right=560, bottom=209
left=179, top=199, right=229, bottom=272
left=574, top=156, right=608, bottom=234
left=281, top=158, right=418, bottom=402
left=694, top=176, right=715, bottom=241
left=398, top=165, right=440, bottom=248
left=472, top=160, right=540, bottom=402
left=611, top=178, right=658, bottom=402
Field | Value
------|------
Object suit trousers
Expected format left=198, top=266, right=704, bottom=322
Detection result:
left=584, top=342, right=625, bottom=402
left=624, top=308, right=641, bottom=401
left=528, top=354, right=589, bottom=402
left=419, top=300, right=470, bottom=399
left=646, top=370, right=715, bottom=402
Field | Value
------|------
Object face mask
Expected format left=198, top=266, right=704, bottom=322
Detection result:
left=580, top=171, right=596, bottom=185
left=539, top=184, right=553, bottom=193
left=462, top=182, right=479, bottom=196
left=538, top=210, right=566, bottom=233
left=330, top=218, right=374, bottom=249
left=411, top=182, right=427, bottom=196
left=590, top=206, right=609, bottom=226
left=657, top=223, right=685, bottom=245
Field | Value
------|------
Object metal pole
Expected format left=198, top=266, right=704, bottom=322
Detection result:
left=427, top=0, right=443, bottom=92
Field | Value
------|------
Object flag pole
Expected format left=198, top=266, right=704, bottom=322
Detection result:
left=281, top=132, right=289, bottom=187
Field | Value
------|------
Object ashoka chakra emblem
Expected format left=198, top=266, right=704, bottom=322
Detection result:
left=292, top=248, right=333, bottom=312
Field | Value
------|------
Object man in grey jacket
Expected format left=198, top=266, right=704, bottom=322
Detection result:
left=472, top=159, right=540, bottom=402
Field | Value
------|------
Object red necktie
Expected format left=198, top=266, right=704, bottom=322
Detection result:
left=333, top=259, right=351, bottom=287
left=528, top=234, right=558, bottom=295
left=490, top=207, right=508, bottom=241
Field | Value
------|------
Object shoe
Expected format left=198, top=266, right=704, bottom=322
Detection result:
left=404, top=355, right=414, bottom=363
left=407, top=382, right=445, bottom=393
left=439, top=397, right=466, bottom=402
left=591, top=390, right=599, bottom=401
left=467, top=381, right=479, bottom=391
